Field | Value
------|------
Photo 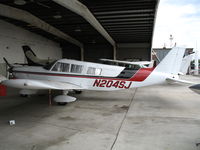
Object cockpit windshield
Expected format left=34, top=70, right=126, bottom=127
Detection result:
left=43, top=60, right=57, bottom=70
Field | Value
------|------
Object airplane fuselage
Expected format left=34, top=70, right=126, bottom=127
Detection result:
left=11, top=59, right=169, bottom=91
left=1, top=47, right=187, bottom=103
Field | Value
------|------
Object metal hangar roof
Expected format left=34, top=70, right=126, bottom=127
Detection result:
left=0, top=0, right=159, bottom=61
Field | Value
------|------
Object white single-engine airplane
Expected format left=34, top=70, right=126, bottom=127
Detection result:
left=0, top=47, right=191, bottom=104
left=22, top=45, right=56, bottom=66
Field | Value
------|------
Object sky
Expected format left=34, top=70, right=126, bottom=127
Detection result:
left=152, top=0, right=200, bottom=49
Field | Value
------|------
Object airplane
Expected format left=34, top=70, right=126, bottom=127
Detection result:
left=0, top=47, right=192, bottom=105
left=22, top=45, right=56, bottom=66
left=23, top=45, right=154, bottom=68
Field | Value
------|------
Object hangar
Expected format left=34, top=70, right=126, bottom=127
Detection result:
left=0, top=0, right=158, bottom=72
left=2, top=1, right=200, bottom=150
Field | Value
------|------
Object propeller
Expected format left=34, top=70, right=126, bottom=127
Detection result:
left=3, top=57, right=13, bottom=73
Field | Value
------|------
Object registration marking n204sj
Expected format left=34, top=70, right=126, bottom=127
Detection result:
left=93, top=79, right=132, bottom=89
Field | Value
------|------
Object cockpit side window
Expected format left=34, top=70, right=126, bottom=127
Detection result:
left=52, top=62, right=62, bottom=72
left=52, top=62, right=70, bottom=72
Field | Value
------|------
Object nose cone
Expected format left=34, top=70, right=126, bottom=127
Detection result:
left=189, top=84, right=200, bottom=94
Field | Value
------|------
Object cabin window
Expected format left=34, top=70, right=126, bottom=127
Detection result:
left=70, top=64, right=83, bottom=73
left=125, top=64, right=140, bottom=70
left=87, top=67, right=95, bottom=75
left=62, top=63, right=70, bottom=72
left=87, top=67, right=102, bottom=75
left=95, top=68, right=102, bottom=75
left=52, top=62, right=70, bottom=72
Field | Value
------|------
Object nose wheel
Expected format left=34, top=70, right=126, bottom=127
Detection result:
left=57, top=102, right=67, bottom=105
left=74, top=90, right=82, bottom=94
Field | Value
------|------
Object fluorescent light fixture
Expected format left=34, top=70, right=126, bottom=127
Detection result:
left=14, top=0, right=26, bottom=5
left=53, top=15, right=62, bottom=19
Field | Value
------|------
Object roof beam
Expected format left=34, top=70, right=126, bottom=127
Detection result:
left=52, top=0, right=115, bottom=47
left=100, top=18, right=154, bottom=23
left=94, top=9, right=154, bottom=15
left=96, top=14, right=154, bottom=19
left=102, top=21, right=154, bottom=26
left=0, top=4, right=83, bottom=48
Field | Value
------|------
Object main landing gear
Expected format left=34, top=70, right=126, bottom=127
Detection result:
left=54, top=90, right=77, bottom=105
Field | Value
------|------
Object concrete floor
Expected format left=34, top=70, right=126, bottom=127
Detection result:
left=0, top=75, right=200, bottom=150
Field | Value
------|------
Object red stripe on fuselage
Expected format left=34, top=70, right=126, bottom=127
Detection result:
left=129, top=67, right=155, bottom=81
left=13, top=67, right=154, bottom=82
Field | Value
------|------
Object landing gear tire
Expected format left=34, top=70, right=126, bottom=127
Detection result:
left=20, top=94, right=28, bottom=97
left=74, top=90, right=82, bottom=94
left=57, top=102, right=67, bottom=105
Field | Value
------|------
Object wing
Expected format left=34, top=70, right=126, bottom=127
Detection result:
left=2, top=79, right=83, bottom=90
left=189, top=84, right=200, bottom=94
left=166, top=77, right=195, bottom=84
left=100, top=58, right=152, bottom=66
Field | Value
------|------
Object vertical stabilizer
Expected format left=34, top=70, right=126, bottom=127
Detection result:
left=22, top=45, right=40, bottom=66
left=22, top=45, right=54, bottom=66
left=155, top=47, right=186, bottom=75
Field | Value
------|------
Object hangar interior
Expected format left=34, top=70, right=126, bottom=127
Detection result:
left=2, top=1, right=200, bottom=150
left=0, top=0, right=158, bottom=75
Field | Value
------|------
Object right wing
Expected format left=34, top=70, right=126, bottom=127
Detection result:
left=100, top=58, right=153, bottom=66
left=2, top=79, right=83, bottom=90
left=166, top=77, right=195, bottom=84
left=189, top=84, right=200, bottom=94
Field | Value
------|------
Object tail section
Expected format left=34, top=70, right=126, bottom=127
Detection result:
left=22, top=45, right=54, bottom=66
left=154, top=47, right=186, bottom=75
left=22, top=45, right=37, bottom=57
left=22, top=45, right=42, bottom=66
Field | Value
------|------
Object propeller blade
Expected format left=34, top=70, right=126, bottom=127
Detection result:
left=3, top=57, right=13, bottom=73
left=3, top=57, right=11, bottom=68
